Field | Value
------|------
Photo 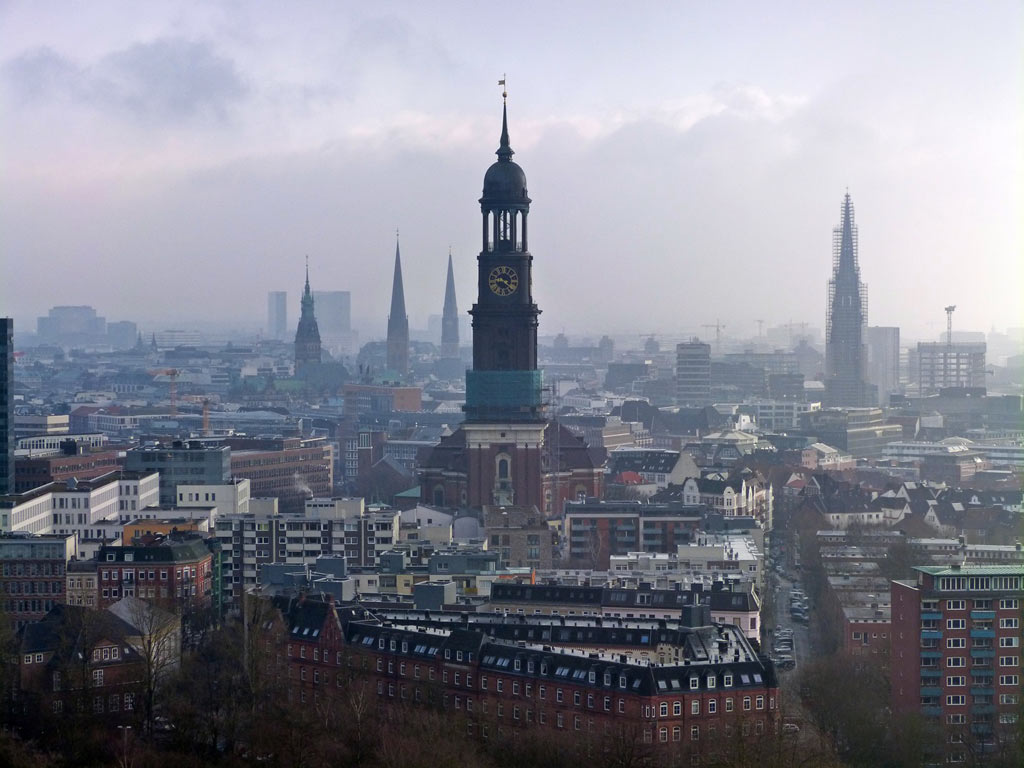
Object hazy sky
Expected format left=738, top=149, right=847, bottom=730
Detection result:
left=1, top=1, right=1021, bottom=342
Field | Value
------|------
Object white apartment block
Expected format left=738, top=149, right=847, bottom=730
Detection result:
left=1, top=471, right=160, bottom=555
left=176, top=479, right=251, bottom=521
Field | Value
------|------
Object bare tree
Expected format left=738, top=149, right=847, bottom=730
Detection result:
left=109, top=597, right=180, bottom=739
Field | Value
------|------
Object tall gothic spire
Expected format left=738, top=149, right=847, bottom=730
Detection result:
left=825, top=191, right=872, bottom=406
left=441, top=249, right=459, bottom=359
left=836, top=191, right=859, bottom=279
left=386, top=235, right=410, bottom=376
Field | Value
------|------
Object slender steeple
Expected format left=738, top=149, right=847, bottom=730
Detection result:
left=825, top=191, right=873, bottom=406
left=386, top=234, right=410, bottom=376
left=440, top=249, right=459, bottom=359
left=294, top=257, right=322, bottom=377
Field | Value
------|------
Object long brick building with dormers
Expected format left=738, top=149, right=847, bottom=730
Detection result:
left=268, top=594, right=779, bottom=754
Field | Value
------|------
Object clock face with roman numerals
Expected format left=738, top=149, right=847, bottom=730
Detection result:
left=488, top=265, right=519, bottom=296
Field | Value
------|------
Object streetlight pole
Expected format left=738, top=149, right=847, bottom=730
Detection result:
left=117, top=724, right=132, bottom=768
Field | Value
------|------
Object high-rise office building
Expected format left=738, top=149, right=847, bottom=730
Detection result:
left=916, top=342, right=987, bottom=394
left=676, top=340, right=711, bottom=406
left=866, top=326, right=901, bottom=405
left=311, top=291, right=351, bottom=338
left=0, top=318, right=12, bottom=495
left=824, top=193, right=875, bottom=407
left=267, top=291, right=287, bottom=340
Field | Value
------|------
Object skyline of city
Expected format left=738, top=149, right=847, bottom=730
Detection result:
left=1, top=3, right=1020, bottom=338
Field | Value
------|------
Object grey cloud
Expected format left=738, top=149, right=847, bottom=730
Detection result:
left=3, top=47, right=81, bottom=103
left=3, top=38, right=247, bottom=123
left=93, top=38, right=247, bottom=122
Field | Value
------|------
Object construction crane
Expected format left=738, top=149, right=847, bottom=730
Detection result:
left=148, top=368, right=179, bottom=416
left=701, top=320, right=726, bottom=348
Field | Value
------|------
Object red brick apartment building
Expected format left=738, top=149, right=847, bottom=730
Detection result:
left=268, top=596, right=779, bottom=754
left=18, top=604, right=143, bottom=720
left=891, top=565, right=1023, bottom=757
left=91, top=534, right=214, bottom=612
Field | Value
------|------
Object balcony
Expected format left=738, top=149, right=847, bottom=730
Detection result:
left=921, top=612, right=942, bottom=621
left=920, top=630, right=942, bottom=641
left=921, top=651, right=942, bottom=659
left=971, top=610, right=996, bottom=620
left=922, top=706, right=942, bottom=717
left=920, top=668, right=941, bottom=678
left=970, top=630, right=995, bottom=639
left=971, top=687, right=993, bottom=696
left=920, top=686, right=943, bottom=697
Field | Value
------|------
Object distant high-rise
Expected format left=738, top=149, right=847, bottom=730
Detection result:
left=312, top=291, right=351, bottom=337
left=866, top=326, right=901, bottom=406
left=440, top=251, right=459, bottom=359
left=386, top=238, right=410, bottom=376
left=0, top=318, right=12, bottom=495
left=824, top=192, right=875, bottom=407
left=676, top=340, right=711, bottom=406
left=267, top=291, right=287, bottom=340
left=294, top=262, right=322, bottom=377
left=916, top=342, right=987, bottom=394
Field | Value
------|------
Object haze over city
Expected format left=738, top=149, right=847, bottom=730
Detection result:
left=1, top=1, right=1021, bottom=340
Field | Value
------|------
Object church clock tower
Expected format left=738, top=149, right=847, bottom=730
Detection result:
left=463, top=94, right=546, bottom=507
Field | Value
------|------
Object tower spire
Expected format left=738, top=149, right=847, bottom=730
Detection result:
left=386, top=235, right=410, bottom=376
left=295, top=257, right=322, bottom=377
left=441, top=249, right=459, bottom=359
left=497, top=78, right=513, bottom=161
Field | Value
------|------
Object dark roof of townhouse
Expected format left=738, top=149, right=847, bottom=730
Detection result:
left=490, top=582, right=698, bottom=612
left=20, top=604, right=142, bottom=664
left=707, top=589, right=758, bottom=612
left=608, top=451, right=680, bottom=475
left=98, top=535, right=211, bottom=564
left=272, top=594, right=335, bottom=640
left=690, top=477, right=743, bottom=495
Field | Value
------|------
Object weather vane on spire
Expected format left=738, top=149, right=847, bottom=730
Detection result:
left=499, top=74, right=507, bottom=102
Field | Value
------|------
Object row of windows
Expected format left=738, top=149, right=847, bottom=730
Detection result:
left=941, top=598, right=1020, bottom=611
left=936, top=577, right=1021, bottom=592
left=372, top=681, right=767, bottom=740
left=53, top=693, right=134, bottom=714
left=945, top=656, right=1018, bottom=667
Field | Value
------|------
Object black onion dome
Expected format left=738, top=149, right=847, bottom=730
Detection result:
left=480, top=101, right=531, bottom=207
